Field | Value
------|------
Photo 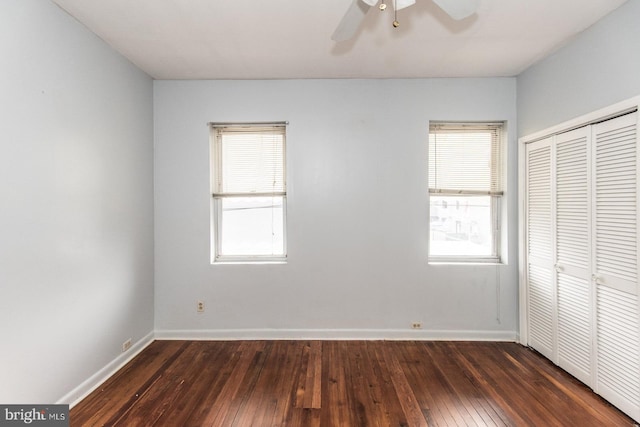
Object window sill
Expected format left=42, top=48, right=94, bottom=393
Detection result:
left=429, top=257, right=503, bottom=266
left=212, top=258, right=287, bottom=265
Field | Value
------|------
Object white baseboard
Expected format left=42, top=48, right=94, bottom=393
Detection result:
left=58, top=331, right=155, bottom=408
left=154, top=328, right=517, bottom=342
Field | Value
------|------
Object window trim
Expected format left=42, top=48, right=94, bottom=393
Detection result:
left=209, top=122, right=288, bottom=264
left=428, top=122, right=505, bottom=264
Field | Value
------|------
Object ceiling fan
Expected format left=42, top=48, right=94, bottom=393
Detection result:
left=332, top=0, right=479, bottom=41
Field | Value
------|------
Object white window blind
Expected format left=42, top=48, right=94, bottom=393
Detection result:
left=428, top=123, right=503, bottom=196
left=212, top=125, right=286, bottom=197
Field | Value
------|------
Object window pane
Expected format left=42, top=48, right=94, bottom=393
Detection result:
left=429, top=195, right=493, bottom=257
left=219, top=196, right=284, bottom=257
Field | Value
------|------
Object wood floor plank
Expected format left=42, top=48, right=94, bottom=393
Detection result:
left=338, top=341, right=366, bottom=426
left=381, top=343, right=430, bottom=427
left=357, top=342, right=393, bottom=427
left=443, top=343, right=509, bottom=427
left=159, top=341, right=236, bottom=426
left=477, top=343, right=553, bottom=424
left=370, top=341, right=411, bottom=427
left=226, top=341, right=271, bottom=427
left=453, top=342, right=548, bottom=426
left=399, top=342, right=458, bottom=426
left=271, top=341, right=303, bottom=425
left=181, top=342, right=247, bottom=425
left=421, top=342, right=499, bottom=426
left=453, top=343, right=521, bottom=427
left=246, top=341, right=300, bottom=426
left=345, top=341, right=384, bottom=427
left=320, top=341, right=351, bottom=426
left=420, top=342, right=479, bottom=426
left=293, top=341, right=311, bottom=409
left=97, top=340, right=191, bottom=427
left=108, top=341, right=218, bottom=426
left=200, top=341, right=266, bottom=426
left=70, top=340, right=638, bottom=427
left=69, top=340, right=187, bottom=427
left=306, top=340, right=322, bottom=409
left=494, top=346, right=584, bottom=426
left=503, top=344, right=633, bottom=427
left=231, top=342, right=277, bottom=426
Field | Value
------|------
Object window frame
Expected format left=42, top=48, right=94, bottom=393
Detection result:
left=209, top=122, right=288, bottom=264
left=428, top=122, right=505, bottom=264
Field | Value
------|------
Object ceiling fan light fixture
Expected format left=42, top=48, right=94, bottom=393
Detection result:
left=332, top=0, right=478, bottom=42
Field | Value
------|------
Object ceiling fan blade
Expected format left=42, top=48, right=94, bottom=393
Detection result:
left=432, top=0, right=478, bottom=20
left=332, top=0, right=372, bottom=42
left=396, top=0, right=416, bottom=11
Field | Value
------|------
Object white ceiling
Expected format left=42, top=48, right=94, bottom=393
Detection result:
left=51, top=0, right=628, bottom=80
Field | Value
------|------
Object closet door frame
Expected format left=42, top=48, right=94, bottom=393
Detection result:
left=519, top=95, right=640, bottom=346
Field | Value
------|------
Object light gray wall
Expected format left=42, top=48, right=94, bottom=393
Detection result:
left=0, top=0, right=154, bottom=403
left=518, top=0, right=640, bottom=137
left=154, top=78, right=518, bottom=339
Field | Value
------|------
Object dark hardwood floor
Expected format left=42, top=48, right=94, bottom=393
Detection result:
left=71, top=340, right=636, bottom=426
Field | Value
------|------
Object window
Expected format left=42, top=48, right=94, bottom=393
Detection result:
left=428, top=122, right=504, bottom=262
left=210, top=123, right=287, bottom=262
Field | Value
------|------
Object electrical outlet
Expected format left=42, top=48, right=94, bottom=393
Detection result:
left=197, top=301, right=205, bottom=313
left=122, top=338, right=132, bottom=352
left=411, top=322, right=423, bottom=329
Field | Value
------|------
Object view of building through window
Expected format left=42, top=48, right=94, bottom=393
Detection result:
left=429, top=195, right=492, bottom=256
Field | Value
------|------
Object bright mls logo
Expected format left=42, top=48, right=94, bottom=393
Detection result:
left=0, top=405, right=68, bottom=426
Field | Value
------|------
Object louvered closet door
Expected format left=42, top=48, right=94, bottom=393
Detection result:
left=555, top=126, right=592, bottom=385
left=526, top=137, right=556, bottom=360
left=593, top=111, right=640, bottom=420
